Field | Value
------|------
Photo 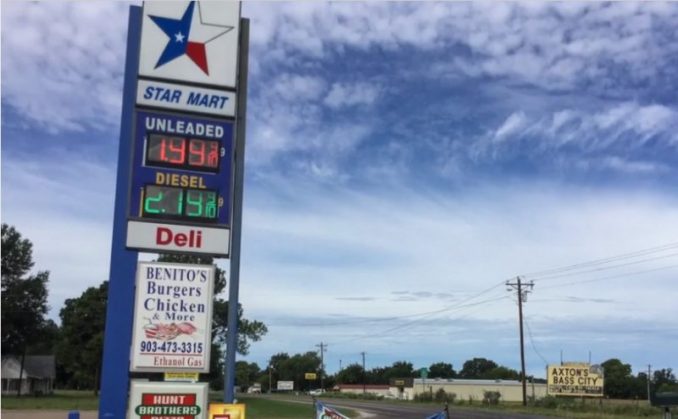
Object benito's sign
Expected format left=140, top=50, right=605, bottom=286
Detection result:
left=547, top=363, right=604, bottom=397
left=130, top=261, right=214, bottom=372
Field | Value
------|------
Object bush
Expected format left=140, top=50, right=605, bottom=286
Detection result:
left=434, top=388, right=457, bottom=403
left=482, top=391, right=501, bottom=405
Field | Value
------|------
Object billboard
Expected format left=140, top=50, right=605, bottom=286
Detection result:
left=130, top=261, right=214, bottom=372
left=547, top=363, right=604, bottom=397
left=277, top=381, right=294, bottom=391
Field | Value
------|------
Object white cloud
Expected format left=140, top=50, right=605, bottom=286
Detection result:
left=1, top=1, right=132, bottom=133
left=323, top=82, right=380, bottom=109
left=473, top=102, right=678, bottom=171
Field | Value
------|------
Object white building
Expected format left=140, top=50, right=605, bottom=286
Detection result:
left=403, top=378, right=547, bottom=402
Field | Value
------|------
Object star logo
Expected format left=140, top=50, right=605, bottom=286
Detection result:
left=148, top=1, right=234, bottom=75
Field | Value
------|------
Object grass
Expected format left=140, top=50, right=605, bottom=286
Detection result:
left=4, top=390, right=673, bottom=418
left=1, top=390, right=99, bottom=410
left=1, top=391, right=356, bottom=419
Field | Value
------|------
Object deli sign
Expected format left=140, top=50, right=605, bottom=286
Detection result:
left=127, top=220, right=230, bottom=256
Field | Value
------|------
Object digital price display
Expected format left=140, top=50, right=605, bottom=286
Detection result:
left=129, top=110, right=234, bottom=229
left=143, top=185, right=218, bottom=222
left=146, top=134, right=220, bottom=172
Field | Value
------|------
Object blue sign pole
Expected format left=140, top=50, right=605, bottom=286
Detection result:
left=99, top=6, right=141, bottom=419
left=224, top=17, right=250, bottom=403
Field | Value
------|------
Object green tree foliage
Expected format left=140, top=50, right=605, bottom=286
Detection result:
left=266, top=351, right=322, bottom=391
left=428, top=362, right=456, bottom=378
left=1, top=224, right=50, bottom=356
left=235, top=361, right=261, bottom=391
left=56, top=282, right=108, bottom=393
left=335, top=363, right=365, bottom=384
left=484, top=366, right=520, bottom=380
left=383, top=361, right=415, bottom=383
left=602, top=358, right=636, bottom=398
left=156, top=254, right=267, bottom=389
left=653, top=369, right=676, bottom=391
left=459, top=358, right=499, bottom=379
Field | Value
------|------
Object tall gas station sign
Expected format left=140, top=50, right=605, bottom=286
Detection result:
left=100, top=2, right=248, bottom=418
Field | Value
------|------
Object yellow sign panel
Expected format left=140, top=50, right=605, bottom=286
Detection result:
left=305, top=372, right=317, bottom=380
left=547, top=363, right=604, bottom=397
left=164, top=372, right=199, bottom=382
left=209, top=403, right=245, bottom=419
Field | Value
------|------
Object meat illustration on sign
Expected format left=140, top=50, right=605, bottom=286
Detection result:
left=143, top=319, right=198, bottom=341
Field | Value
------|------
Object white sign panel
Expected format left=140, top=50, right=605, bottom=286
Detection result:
left=127, top=220, right=230, bottom=256
left=139, top=1, right=240, bottom=89
left=128, top=381, right=208, bottom=419
left=130, top=261, right=214, bottom=372
left=277, top=380, right=294, bottom=391
left=137, top=79, right=236, bottom=117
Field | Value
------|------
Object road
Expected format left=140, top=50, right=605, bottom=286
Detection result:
left=259, top=394, right=553, bottom=419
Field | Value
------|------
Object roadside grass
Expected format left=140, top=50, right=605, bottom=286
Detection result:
left=1, top=391, right=356, bottom=419
left=3, top=390, right=673, bottom=418
left=1, top=390, right=99, bottom=410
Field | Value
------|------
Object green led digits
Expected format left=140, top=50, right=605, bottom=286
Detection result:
left=143, top=186, right=183, bottom=216
left=142, top=185, right=217, bottom=221
left=185, top=190, right=217, bottom=218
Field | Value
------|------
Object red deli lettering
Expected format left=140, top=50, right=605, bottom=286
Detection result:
left=155, top=227, right=203, bottom=248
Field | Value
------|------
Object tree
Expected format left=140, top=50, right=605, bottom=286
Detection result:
left=1, top=224, right=50, bottom=396
left=266, top=351, right=322, bottom=392
left=459, top=358, right=499, bottom=379
left=156, top=254, right=267, bottom=389
left=654, top=368, right=677, bottom=392
left=235, top=361, right=261, bottom=392
left=335, top=363, right=365, bottom=384
left=484, top=366, right=520, bottom=380
left=601, top=358, right=635, bottom=398
left=428, top=362, right=456, bottom=379
left=56, top=282, right=108, bottom=394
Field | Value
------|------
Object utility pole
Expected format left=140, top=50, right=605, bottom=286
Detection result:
left=361, top=352, right=366, bottom=395
left=647, top=364, right=652, bottom=404
left=339, top=359, right=342, bottom=371
left=268, top=364, right=274, bottom=394
left=507, top=276, right=534, bottom=407
left=316, top=342, right=327, bottom=391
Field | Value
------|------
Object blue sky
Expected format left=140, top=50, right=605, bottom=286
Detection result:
left=2, top=1, right=678, bottom=378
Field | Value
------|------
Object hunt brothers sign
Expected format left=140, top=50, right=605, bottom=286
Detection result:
left=129, top=382, right=209, bottom=419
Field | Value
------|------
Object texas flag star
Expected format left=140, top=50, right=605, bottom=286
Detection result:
left=149, top=1, right=234, bottom=75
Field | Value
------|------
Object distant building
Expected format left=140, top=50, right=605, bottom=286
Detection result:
left=335, top=384, right=392, bottom=397
left=1, top=355, right=56, bottom=395
left=404, top=378, right=547, bottom=402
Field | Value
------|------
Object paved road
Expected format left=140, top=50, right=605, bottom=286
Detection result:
left=255, top=394, right=552, bottom=419
left=315, top=398, right=552, bottom=419
left=1, top=400, right=553, bottom=419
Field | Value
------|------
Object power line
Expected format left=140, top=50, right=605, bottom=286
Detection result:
left=528, top=253, right=678, bottom=282
left=518, top=242, right=678, bottom=280
left=328, top=293, right=509, bottom=345
left=524, top=317, right=549, bottom=367
left=537, top=264, right=678, bottom=291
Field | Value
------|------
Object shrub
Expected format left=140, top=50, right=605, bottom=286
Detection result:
left=482, top=391, right=501, bottom=405
left=434, top=388, right=457, bottom=403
